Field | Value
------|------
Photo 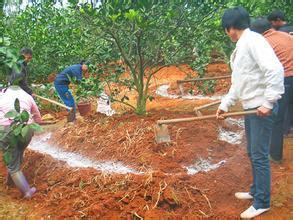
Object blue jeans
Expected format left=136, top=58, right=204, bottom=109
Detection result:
left=270, top=76, right=293, bottom=160
left=245, top=108, right=275, bottom=209
left=54, top=83, right=76, bottom=111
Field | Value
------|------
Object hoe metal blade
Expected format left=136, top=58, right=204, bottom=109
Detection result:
left=178, top=82, right=185, bottom=96
left=154, top=124, right=171, bottom=143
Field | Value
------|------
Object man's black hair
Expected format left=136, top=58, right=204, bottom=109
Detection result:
left=80, top=60, right=90, bottom=65
left=250, top=18, right=272, bottom=34
left=222, top=6, right=250, bottom=30
left=20, top=47, right=33, bottom=55
left=267, top=10, right=285, bottom=21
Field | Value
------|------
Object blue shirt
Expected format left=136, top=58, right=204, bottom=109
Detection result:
left=54, top=64, right=82, bottom=85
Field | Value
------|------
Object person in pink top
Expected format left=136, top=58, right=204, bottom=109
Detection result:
left=0, top=87, right=42, bottom=126
left=0, top=73, right=43, bottom=199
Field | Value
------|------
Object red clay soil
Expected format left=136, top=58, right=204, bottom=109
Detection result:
left=168, top=77, right=231, bottom=97
left=0, top=110, right=243, bottom=219
left=0, top=110, right=291, bottom=219
left=205, top=63, right=230, bottom=75
left=0, top=63, right=290, bottom=219
left=111, top=63, right=231, bottom=113
left=166, top=63, right=231, bottom=97
left=40, top=109, right=68, bottom=120
left=51, top=111, right=232, bottom=172
left=150, top=63, right=231, bottom=95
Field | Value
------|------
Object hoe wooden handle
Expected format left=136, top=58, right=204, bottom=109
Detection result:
left=193, top=100, right=221, bottom=111
left=157, top=110, right=257, bottom=125
left=34, top=94, right=72, bottom=110
left=177, top=75, right=231, bottom=84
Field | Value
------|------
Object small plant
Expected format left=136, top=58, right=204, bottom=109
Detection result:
left=0, top=98, right=42, bottom=165
left=75, top=76, right=104, bottom=103
left=197, top=80, right=216, bottom=95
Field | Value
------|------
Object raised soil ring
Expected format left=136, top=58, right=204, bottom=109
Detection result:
left=29, top=117, right=244, bottom=176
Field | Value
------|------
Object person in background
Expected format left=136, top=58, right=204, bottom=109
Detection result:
left=251, top=18, right=293, bottom=163
left=217, top=7, right=284, bottom=218
left=9, top=48, right=34, bottom=96
left=268, top=10, right=293, bottom=136
left=54, top=61, right=89, bottom=112
left=0, top=73, right=44, bottom=199
left=267, top=10, right=293, bottom=34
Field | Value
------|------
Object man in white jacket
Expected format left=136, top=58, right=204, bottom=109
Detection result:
left=216, top=7, right=284, bottom=219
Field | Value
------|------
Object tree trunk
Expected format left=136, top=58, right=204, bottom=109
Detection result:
left=135, top=91, right=147, bottom=115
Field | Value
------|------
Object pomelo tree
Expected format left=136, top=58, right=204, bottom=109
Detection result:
left=80, top=0, right=227, bottom=115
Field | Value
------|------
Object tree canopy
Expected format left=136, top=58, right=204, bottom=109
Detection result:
left=1, top=0, right=292, bottom=114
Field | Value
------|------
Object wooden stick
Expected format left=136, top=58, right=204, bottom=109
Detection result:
left=177, top=75, right=231, bottom=84
left=193, top=100, right=221, bottom=112
left=157, top=110, right=256, bottom=125
left=34, top=94, right=72, bottom=110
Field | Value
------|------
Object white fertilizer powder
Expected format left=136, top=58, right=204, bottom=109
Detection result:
left=155, top=84, right=179, bottom=99
left=28, top=133, right=141, bottom=174
left=218, top=127, right=244, bottom=145
left=155, top=84, right=222, bottom=100
left=185, top=158, right=226, bottom=175
left=224, top=118, right=245, bottom=128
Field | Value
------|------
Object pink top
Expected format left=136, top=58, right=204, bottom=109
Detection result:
left=0, top=86, right=42, bottom=126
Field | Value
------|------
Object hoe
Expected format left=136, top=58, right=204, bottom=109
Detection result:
left=177, top=75, right=231, bottom=96
left=194, top=100, right=221, bottom=116
left=154, top=110, right=257, bottom=143
left=34, top=94, right=75, bottom=122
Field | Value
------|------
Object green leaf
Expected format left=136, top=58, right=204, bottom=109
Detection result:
left=9, top=135, right=18, bottom=148
left=28, top=123, right=43, bottom=132
left=14, top=115, right=21, bottom=122
left=4, top=110, right=18, bottom=119
left=109, top=13, right=120, bottom=22
left=13, top=125, right=22, bottom=136
left=20, top=111, right=30, bottom=122
left=3, top=151, right=11, bottom=165
left=21, top=126, right=30, bottom=138
left=125, top=9, right=139, bottom=21
left=148, top=96, right=154, bottom=101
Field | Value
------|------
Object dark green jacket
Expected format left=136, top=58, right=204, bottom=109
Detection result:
left=9, top=61, right=33, bottom=95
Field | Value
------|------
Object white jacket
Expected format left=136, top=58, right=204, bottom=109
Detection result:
left=219, top=29, right=284, bottom=112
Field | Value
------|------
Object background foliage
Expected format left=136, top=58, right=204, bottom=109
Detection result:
left=0, top=0, right=22, bottom=84
left=1, top=0, right=292, bottom=114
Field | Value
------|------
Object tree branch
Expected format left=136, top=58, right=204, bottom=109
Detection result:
left=105, top=81, right=136, bottom=110
left=111, top=98, right=136, bottom=110
left=136, top=31, right=144, bottom=92
left=147, top=4, right=222, bottom=71
left=143, top=64, right=173, bottom=97
left=109, top=30, right=139, bottom=88
left=128, top=22, right=135, bottom=58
